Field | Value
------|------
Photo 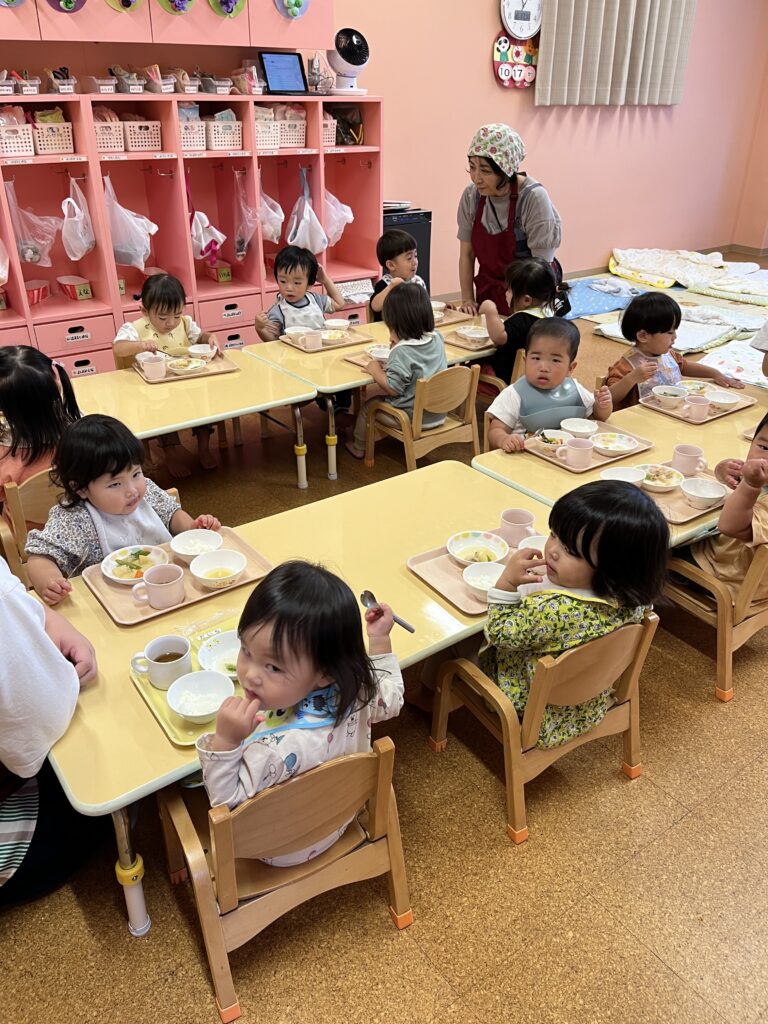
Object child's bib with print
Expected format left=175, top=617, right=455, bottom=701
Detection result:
left=278, top=294, right=327, bottom=331
left=243, top=683, right=339, bottom=745
left=133, top=315, right=194, bottom=357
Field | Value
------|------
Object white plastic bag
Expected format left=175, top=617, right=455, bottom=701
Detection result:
left=61, top=179, right=96, bottom=262
left=233, top=173, right=258, bottom=262
left=324, top=189, right=354, bottom=247
left=190, top=210, right=226, bottom=263
left=0, top=237, right=8, bottom=289
left=285, top=168, right=327, bottom=254
left=103, top=177, right=157, bottom=271
left=258, top=190, right=284, bottom=245
left=4, top=180, right=62, bottom=268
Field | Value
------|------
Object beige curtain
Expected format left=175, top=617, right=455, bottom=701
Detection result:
left=535, top=0, right=698, bottom=106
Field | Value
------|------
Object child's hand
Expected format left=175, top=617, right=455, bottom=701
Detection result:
left=364, top=601, right=394, bottom=637
left=632, top=359, right=657, bottom=382
left=212, top=695, right=264, bottom=750
left=194, top=514, right=221, bottom=530
left=479, top=299, right=498, bottom=316
left=711, top=371, right=745, bottom=390
left=208, top=333, right=222, bottom=357
left=141, top=340, right=158, bottom=354
left=41, top=576, right=73, bottom=606
left=364, top=358, right=381, bottom=374
left=594, top=384, right=613, bottom=410
left=741, top=458, right=768, bottom=489
left=256, top=312, right=280, bottom=333
left=715, top=458, right=744, bottom=489
left=497, top=548, right=546, bottom=590
left=500, top=434, right=526, bottom=453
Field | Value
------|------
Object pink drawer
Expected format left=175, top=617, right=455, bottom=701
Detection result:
left=35, top=315, right=117, bottom=358
left=56, top=349, right=116, bottom=378
left=219, top=325, right=259, bottom=351
left=343, top=304, right=367, bottom=325
left=0, top=325, right=34, bottom=347
left=198, top=294, right=260, bottom=331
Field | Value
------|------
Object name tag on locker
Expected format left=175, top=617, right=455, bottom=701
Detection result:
left=223, top=334, right=244, bottom=350
left=222, top=305, right=243, bottom=320
left=66, top=327, right=92, bottom=344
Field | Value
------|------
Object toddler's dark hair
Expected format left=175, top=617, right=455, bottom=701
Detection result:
left=620, top=293, right=682, bottom=342
left=505, top=257, right=570, bottom=312
left=238, top=561, right=378, bottom=725
left=549, top=481, right=669, bottom=607
left=274, top=245, right=318, bottom=287
left=141, top=274, right=186, bottom=316
left=382, top=283, right=435, bottom=340
left=0, top=346, right=81, bottom=464
left=377, top=229, right=417, bottom=269
left=525, top=317, right=580, bottom=361
left=52, top=414, right=144, bottom=507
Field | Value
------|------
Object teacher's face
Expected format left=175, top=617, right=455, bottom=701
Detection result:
left=468, top=156, right=509, bottom=197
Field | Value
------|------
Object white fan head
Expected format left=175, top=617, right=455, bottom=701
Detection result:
left=327, top=28, right=370, bottom=91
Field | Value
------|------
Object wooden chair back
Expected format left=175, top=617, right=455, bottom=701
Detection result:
left=411, top=364, right=480, bottom=438
left=595, top=372, right=608, bottom=389
left=4, top=468, right=63, bottom=553
left=734, top=545, right=768, bottom=623
left=511, top=348, right=525, bottom=382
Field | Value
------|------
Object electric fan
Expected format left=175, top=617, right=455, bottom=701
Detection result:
left=327, top=28, right=370, bottom=95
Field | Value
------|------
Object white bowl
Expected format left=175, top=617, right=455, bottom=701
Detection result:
left=456, top=325, right=490, bottom=341
left=433, top=311, right=445, bottom=324
left=366, top=344, right=391, bottom=363
left=535, top=429, right=573, bottom=450
left=167, top=357, right=206, bottom=375
left=636, top=464, right=685, bottom=493
left=600, top=466, right=646, bottom=485
left=681, top=477, right=728, bottom=510
left=446, top=530, right=509, bottom=567
left=167, top=671, right=234, bottom=725
left=170, top=529, right=223, bottom=565
left=197, top=630, right=240, bottom=678
left=431, top=300, right=447, bottom=312
left=324, top=318, right=349, bottom=329
left=707, top=390, right=739, bottom=410
left=284, top=326, right=306, bottom=338
left=652, top=385, right=686, bottom=409
left=101, top=545, right=169, bottom=584
left=462, top=561, right=505, bottom=598
left=592, top=433, right=639, bottom=456
left=190, top=549, right=247, bottom=590
left=560, top=417, right=598, bottom=438
left=188, top=343, right=216, bottom=362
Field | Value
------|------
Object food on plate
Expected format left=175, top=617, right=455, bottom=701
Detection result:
left=111, top=548, right=157, bottom=580
left=219, top=659, right=238, bottom=675
left=167, top=357, right=205, bottom=374
left=592, top=433, right=637, bottom=452
left=176, top=538, right=217, bottom=555
left=204, top=567, right=234, bottom=579
left=539, top=432, right=565, bottom=447
left=459, top=546, right=497, bottom=563
left=174, top=691, right=223, bottom=716
left=681, top=381, right=712, bottom=396
left=467, top=569, right=500, bottom=589
left=644, top=465, right=681, bottom=486
left=322, top=330, right=347, bottom=342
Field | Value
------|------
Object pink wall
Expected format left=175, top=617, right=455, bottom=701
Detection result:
left=334, top=0, right=768, bottom=293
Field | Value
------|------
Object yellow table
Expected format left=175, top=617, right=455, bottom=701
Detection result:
left=73, top=351, right=318, bottom=489
left=244, top=321, right=495, bottom=479
left=471, top=403, right=764, bottom=546
left=49, top=462, right=548, bottom=931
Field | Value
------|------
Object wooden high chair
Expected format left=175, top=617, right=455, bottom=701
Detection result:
left=364, top=363, right=480, bottom=472
left=0, top=468, right=64, bottom=585
left=428, top=612, right=659, bottom=843
left=664, top=546, right=768, bottom=701
left=157, top=736, right=413, bottom=1023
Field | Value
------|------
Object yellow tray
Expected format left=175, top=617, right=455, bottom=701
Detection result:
left=131, top=666, right=244, bottom=747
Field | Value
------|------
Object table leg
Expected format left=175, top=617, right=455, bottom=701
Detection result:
left=292, top=406, right=308, bottom=489
left=259, top=413, right=270, bottom=439
left=112, top=807, right=151, bottom=937
left=325, top=396, right=338, bottom=481
left=216, top=422, right=228, bottom=450
left=232, top=417, right=243, bottom=446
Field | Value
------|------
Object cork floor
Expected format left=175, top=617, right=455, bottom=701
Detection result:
left=4, top=315, right=768, bottom=1023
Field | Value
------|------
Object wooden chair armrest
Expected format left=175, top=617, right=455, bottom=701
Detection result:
left=0, top=517, right=24, bottom=583
left=667, top=556, right=734, bottom=607
left=157, top=787, right=213, bottom=882
left=478, top=373, right=506, bottom=397
left=367, top=400, right=411, bottom=431
left=443, top=657, right=521, bottom=733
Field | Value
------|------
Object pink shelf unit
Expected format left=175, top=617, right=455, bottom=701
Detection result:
left=247, top=0, right=333, bottom=49
left=36, top=0, right=153, bottom=44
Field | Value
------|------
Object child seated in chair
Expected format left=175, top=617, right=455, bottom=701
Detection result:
left=486, top=318, right=612, bottom=453
left=482, top=481, right=669, bottom=747
left=683, top=410, right=768, bottom=603
left=369, top=229, right=428, bottom=323
left=345, top=285, right=448, bottom=459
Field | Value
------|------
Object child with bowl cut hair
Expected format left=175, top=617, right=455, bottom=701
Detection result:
left=255, top=245, right=346, bottom=341
left=370, top=229, right=427, bottom=322
left=487, top=318, right=612, bottom=453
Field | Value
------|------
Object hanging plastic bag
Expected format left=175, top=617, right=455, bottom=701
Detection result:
left=186, top=171, right=226, bottom=264
left=4, top=180, right=62, bottom=268
left=103, top=176, right=157, bottom=271
left=60, top=178, right=96, bottom=262
left=324, top=189, right=354, bottom=247
left=0, top=237, right=8, bottom=289
left=258, top=190, right=284, bottom=245
left=233, top=172, right=258, bottom=261
left=285, top=167, right=327, bottom=254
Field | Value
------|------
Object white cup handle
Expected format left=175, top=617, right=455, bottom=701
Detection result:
left=698, top=457, right=708, bottom=472
left=525, top=525, right=536, bottom=536
left=682, top=405, right=691, bottom=419
left=132, top=582, right=149, bottom=604
left=131, top=653, right=149, bottom=675
left=555, top=446, right=568, bottom=461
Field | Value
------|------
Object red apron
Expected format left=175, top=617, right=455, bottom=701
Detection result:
left=471, top=182, right=519, bottom=315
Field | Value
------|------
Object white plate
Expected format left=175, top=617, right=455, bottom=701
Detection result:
left=197, top=630, right=240, bottom=679
left=366, top=344, right=391, bottom=362
left=591, top=432, right=639, bottom=455
left=321, top=329, right=349, bottom=342
left=680, top=381, right=715, bottom=396
left=433, top=311, right=445, bottom=323
left=101, top=545, right=169, bottom=585
left=457, top=326, right=489, bottom=341
left=635, top=464, right=685, bottom=492
left=431, top=300, right=446, bottom=312
left=167, top=358, right=206, bottom=375
left=534, top=429, right=573, bottom=449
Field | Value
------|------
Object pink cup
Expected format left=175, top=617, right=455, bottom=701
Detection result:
left=303, top=331, right=322, bottom=351
left=682, top=395, right=710, bottom=422
left=498, top=508, right=536, bottom=546
left=141, top=356, right=166, bottom=381
left=556, top=437, right=594, bottom=469
left=671, top=444, right=708, bottom=476
left=132, top=564, right=185, bottom=609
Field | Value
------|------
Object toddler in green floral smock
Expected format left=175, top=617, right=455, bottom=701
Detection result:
left=480, top=481, right=669, bottom=748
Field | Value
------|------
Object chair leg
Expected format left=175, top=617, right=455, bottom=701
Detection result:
left=231, top=417, right=243, bottom=446
left=217, top=422, right=228, bottom=449
left=364, top=407, right=377, bottom=468
left=428, top=667, right=454, bottom=752
left=403, top=441, right=417, bottom=473
left=501, top=739, right=529, bottom=844
left=715, top=612, right=735, bottom=702
left=621, top=693, right=643, bottom=779
left=385, top=788, right=414, bottom=929
left=157, top=793, right=188, bottom=884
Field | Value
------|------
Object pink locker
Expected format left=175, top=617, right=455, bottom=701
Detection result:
left=37, top=0, right=153, bottom=43
left=248, top=0, right=334, bottom=50
left=149, top=0, right=249, bottom=46
left=55, top=348, right=116, bottom=377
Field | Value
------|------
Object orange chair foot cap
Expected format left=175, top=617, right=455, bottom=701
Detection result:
left=169, top=868, right=188, bottom=884
left=390, top=907, right=414, bottom=929
left=217, top=999, right=241, bottom=1023
left=622, top=762, right=643, bottom=780
left=716, top=687, right=734, bottom=702
left=507, top=824, right=529, bottom=844
left=427, top=737, right=447, bottom=753
left=363, top=459, right=375, bottom=468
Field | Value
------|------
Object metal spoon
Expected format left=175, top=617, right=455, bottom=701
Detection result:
left=360, top=590, right=415, bottom=634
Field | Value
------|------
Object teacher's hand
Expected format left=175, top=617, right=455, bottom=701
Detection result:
left=453, top=299, right=478, bottom=315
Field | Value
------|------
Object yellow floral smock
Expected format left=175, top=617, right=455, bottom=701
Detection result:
left=480, top=588, right=647, bottom=749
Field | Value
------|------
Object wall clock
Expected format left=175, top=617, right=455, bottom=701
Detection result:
left=500, top=0, right=542, bottom=40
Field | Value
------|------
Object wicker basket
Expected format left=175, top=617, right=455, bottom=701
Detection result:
left=180, top=121, right=206, bottom=152
left=0, top=124, right=34, bottom=157
left=33, top=123, right=74, bottom=156
left=122, top=121, right=162, bottom=152
left=94, top=122, right=125, bottom=153
left=278, top=120, right=306, bottom=148
left=204, top=121, right=242, bottom=151
left=254, top=121, right=280, bottom=151
left=322, top=120, right=337, bottom=146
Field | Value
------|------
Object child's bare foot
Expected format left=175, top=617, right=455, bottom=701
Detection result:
left=345, top=441, right=365, bottom=460
left=163, top=445, right=192, bottom=478
left=197, top=432, right=218, bottom=471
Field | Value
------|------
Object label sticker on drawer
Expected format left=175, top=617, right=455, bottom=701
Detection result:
left=66, top=328, right=92, bottom=343
left=72, top=364, right=96, bottom=376
left=222, top=305, right=243, bottom=319
left=224, top=335, right=244, bottom=349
